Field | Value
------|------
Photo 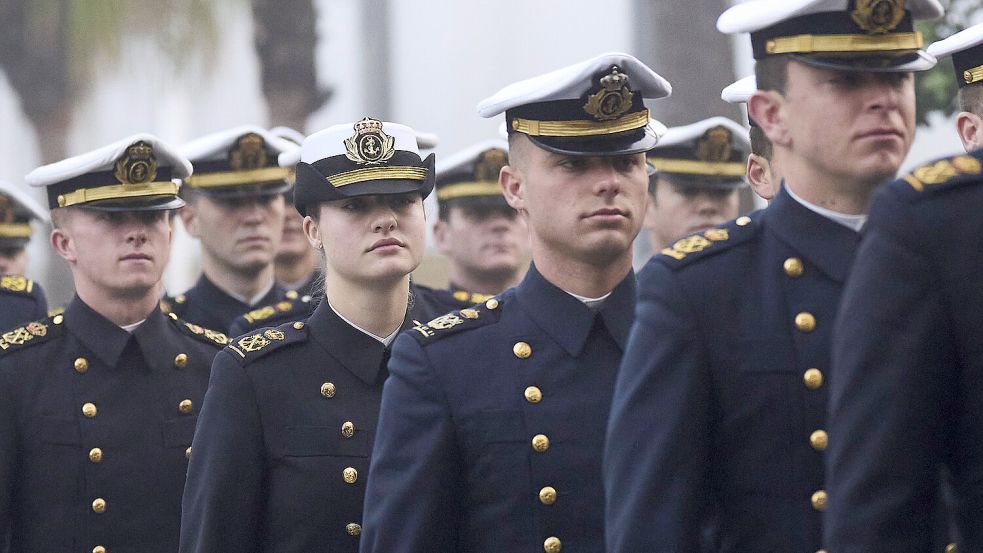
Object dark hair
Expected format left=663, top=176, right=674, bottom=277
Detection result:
left=749, top=126, right=773, bottom=161
left=755, top=55, right=790, bottom=95
left=958, top=84, right=983, bottom=118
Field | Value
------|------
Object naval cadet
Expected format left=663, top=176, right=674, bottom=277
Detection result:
left=426, top=138, right=529, bottom=312
left=642, top=117, right=750, bottom=252
left=180, top=118, right=434, bottom=553
left=360, top=52, right=671, bottom=553
left=0, top=180, right=49, bottom=330
left=928, top=22, right=983, bottom=152
left=163, top=126, right=295, bottom=333
left=269, top=126, right=320, bottom=298
left=604, top=1, right=943, bottom=552
left=0, top=134, right=227, bottom=553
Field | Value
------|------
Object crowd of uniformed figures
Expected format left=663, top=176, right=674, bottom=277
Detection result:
left=1, top=1, right=983, bottom=552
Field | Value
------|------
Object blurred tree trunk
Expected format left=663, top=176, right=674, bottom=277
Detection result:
left=251, top=0, right=331, bottom=131
left=633, top=0, right=739, bottom=126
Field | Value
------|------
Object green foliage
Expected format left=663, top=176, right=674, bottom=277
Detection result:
left=916, top=0, right=983, bottom=123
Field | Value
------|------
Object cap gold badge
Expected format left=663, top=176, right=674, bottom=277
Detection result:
left=851, top=0, right=905, bottom=34
left=583, top=66, right=634, bottom=121
left=696, top=126, right=733, bottom=163
left=229, top=133, right=270, bottom=170
left=345, top=117, right=395, bottom=165
left=115, top=141, right=157, bottom=185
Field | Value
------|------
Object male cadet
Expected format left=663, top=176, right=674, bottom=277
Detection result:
left=604, top=1, right=942, bottom=552
left=722, top=75, right=783, bottom=199
left=928, top=22, right=983, bottom=152
left=163, top=126, right=294, bottom=334
left=0, top=180, right=49, bottom=330
left=360, top=52, right=670, bottom=553
left=825, top=26, right=983, bottom=553
left=0, top=135, right=227, bottom=553
left=269, top=126, right=319, bottom=298
left=429, top=138, right=528, bottom=310
left=643, top=117, right=750, bottom=252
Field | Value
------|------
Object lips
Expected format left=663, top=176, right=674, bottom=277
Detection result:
left=587, top=208, right=627, bottom=218
left=121, top=253, right=152, bottom=262
left=856, top=128, right=903, bottom=140
left=369, top=237, right=404, bottom=252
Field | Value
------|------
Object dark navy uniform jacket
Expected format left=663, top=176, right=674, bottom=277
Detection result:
left=605, top=185, right=859, bottom=553
left=0, top=276, right=46, bottom=332
left=162, top=274, right=288, bottom=334
left=826, top=151, right=983, bottom=552
left=181, top=298, right=400, bottom=553
left=228, top=283, right=460, bottom=338
left=361, top=264, right=635, bottom=553
left=0, top=296, right=225, bottom=553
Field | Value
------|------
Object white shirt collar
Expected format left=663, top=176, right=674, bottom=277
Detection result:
left=118, top=319, right=146, bottom=333
left=225, top=281, right=276, bottom=306
left=565, top=290, right=612, bottom=310
left=785, top=183, right=867, bottom=232
left=329, top=303, right=400, bottom=346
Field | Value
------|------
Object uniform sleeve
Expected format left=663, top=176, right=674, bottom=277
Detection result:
left=0, top=361, right=16, bottom=549
left=360, top=333, right=461, bottom=553
left=179, top=350, right=266, bottom=553
left=825, top=192, right=947, bottom=552
left=604, top=260, right=713, bottom=553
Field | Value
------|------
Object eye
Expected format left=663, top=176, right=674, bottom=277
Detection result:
left=558, top=157, right=587, bottom=171
left=341, top=199, right=364, bottom=212
left=613, top=156, right=642, bottom=172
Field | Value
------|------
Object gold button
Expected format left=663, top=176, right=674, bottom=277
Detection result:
left=524, top=386, right=542, bottom=404
left=286, top=290, right=299, bottom=299
left=811, top=490, right=827, bottom=512
left=736, top=216, right=751, bottom=226
left=795, top=312, right=816, bottom=332
left=342, top=421, right=355, bottom=438
left=513, top=341, right=532, bottom=359
left=531, top=434, right=550, bottom=453
left=93, top=546, right=106, bottom=553
left=175, top=294, right=186, bottom=304
left=178, top=399, right=193, bottom=414
left=810, top=430, right=828, bottom=451
left=293, top=321, right=305, bottom=330
left=174, top=353, right=188, bottom=368
left=82, top=403, right=97, bottom=418
left=346, top=522, right=361, bottom=536
left=185, top=446, right=192, bottom=460
left=946, top=543, right=958, bottom=553
left=803, top=368, right=823, bottom=390
left=320, top=382, right=336, bottom=398
left=343, top=467, right=358, bottom=484
left=544, top=536, right=562, bottom=553
left=783, top=257, right=804, bottom=278
left=168, top=312, right=178, bottom=320
left=485, top=298, right=499, bottom=310
left=53, top=314, right=64, bottom=325
left=91, top=497, right=107, bottom=514
left=817, top=550, right=827, bottom=553
left=539, top=486, right=557, bottom=505
left=74, top=357, right=89, bottom=374
left=88, top=447, right=103, bottom=463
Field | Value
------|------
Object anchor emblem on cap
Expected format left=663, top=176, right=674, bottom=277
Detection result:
left=583, top=66, right=635, bottom=122
left=345, top=117, right=396, bottom=165
left=851, top=0, right=906, bottom=34
left=114, top=141, right=157, bottom=185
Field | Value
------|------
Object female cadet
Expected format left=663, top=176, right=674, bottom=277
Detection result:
left=179, top=118, right=434, bottom=552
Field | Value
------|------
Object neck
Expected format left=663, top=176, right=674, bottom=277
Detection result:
left=531, top=243, right=633, bottom=298
left=74, top=281, right=159, bottom=326
left=446, top=265, right=523, bottom=296
left=325, top=272, right=409, bottom=338
left=780, top=153, right=878, bottom=215
left=275, top=251, right=316, bottom=287
left=201, top=253, right=275, bottom=302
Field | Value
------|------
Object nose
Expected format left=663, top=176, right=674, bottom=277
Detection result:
left=595, top=161, right=624, bottom=198
left=372, top=208, right=398, bottom=233
left=868, top=74, right=904, bottom=112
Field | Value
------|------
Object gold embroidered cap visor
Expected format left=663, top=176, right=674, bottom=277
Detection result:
left=292, top=151, right=435, bottom=214
left=45, top=169, right=185, bottom=212
left=750, top=10, right=936, bottom=73
left=505, top=94, right=658, bottom=156
left=181, top=164, right=293, bottom=200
